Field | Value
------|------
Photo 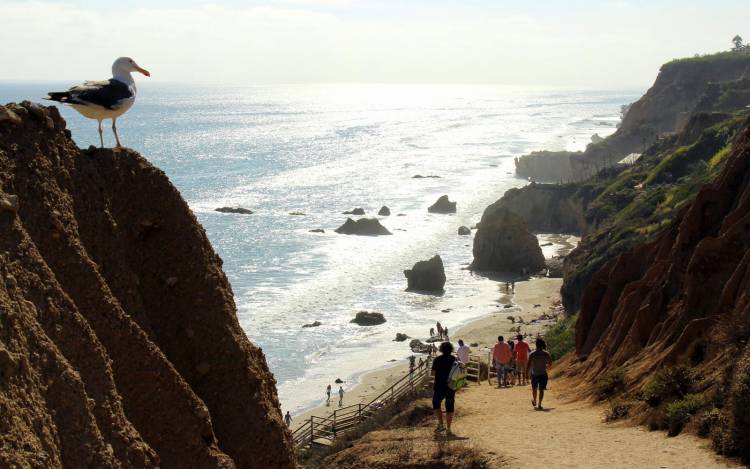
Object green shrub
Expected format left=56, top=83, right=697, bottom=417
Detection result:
left=697, top=408, right=723, bottom=438
left=595, top=368, right=626, bottom=400
left=545, top=313, right=577, bottom=360
left=642, top=366, right=693, bottom=406
left=665, top=393, right=706, bottom=436
left=605, top=399, right=633, bottom=422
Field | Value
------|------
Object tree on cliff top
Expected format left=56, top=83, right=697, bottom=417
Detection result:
left=732, top=34, right=746, bottom=51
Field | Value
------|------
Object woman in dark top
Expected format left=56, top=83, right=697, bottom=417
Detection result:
left=431, top=342, right=457, bottom=435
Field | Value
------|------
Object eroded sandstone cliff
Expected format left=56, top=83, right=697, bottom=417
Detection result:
left=0, top=102, right=295, bottom=468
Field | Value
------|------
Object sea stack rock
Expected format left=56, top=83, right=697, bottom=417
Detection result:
left=404, top=255, right=446, bottom=292
left=335, top=218, right=392, bottom=236
left=215, top=206, right=253, bottom=215
left=428, top=195, right=456, bottom=214
left=378, top=206, right=391, bottom=216
left=457, top=226, right=471, bottom=236
left=350, top=311, right=386, bottom=326
left=469, top=205, right=545, bottom=274
left=342, top=207, right=365, bottom=215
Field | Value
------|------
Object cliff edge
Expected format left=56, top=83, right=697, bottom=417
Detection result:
left=0, top=102, right=295, bottom=468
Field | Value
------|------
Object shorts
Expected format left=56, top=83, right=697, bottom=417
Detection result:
left=432, top=386, right=456, bottom=413
left=531, top=373, right=548, bottom=391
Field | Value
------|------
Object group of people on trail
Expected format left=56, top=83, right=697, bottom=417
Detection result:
left=325, top=384, right=345, bottom=407
left=492, top=335, right=551, bottom=409
left=431, top=321, right=449, bottom=340
left=430, top=334, right=553, bottom=435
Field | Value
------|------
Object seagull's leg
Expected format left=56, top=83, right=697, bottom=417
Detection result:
left=97, top=120, right=104, bottom=148
left=112, top=118, right=122, bottom=148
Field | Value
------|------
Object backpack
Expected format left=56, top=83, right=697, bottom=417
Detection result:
left=447, top=360, right=466, bottom=391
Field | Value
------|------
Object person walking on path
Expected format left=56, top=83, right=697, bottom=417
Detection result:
left=431, top=341, right=457, bottom=435
left=456, top=339, right=471, bottom=364
left=514, top=334, right=530, bottom=386
left=492, top=336, right=512, bottom=387
left=526, top=338, right=553, bottom=410
left=338, top=386, right=345, bottom=407
left=284, top=411, right=292, bottom=427
left=508, top=340, right=517, bottom=385
left=326, top=384, right=331, bottom=406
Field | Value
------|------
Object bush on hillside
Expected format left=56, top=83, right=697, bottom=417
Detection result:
left=595, top=368, right=626, bottom=400
left=642, top=365, right=693, bottom=406
left=545, top=313, right=577, bottom=360
left=665, top=393, right=707, bottom=436
left=605, top=399, right=634, bottom=422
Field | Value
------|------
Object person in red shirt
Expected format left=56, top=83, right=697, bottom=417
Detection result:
left=514, top=334, right=530, bottom=386
left=492, top=336, right=512, bottom=387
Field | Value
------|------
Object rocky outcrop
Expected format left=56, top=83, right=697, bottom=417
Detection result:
left=494, top=184, right=587, bottom=235
left=378, top=206, right=390, bottom=216
left=404, top=255, right=446, bottom=292
left=571, top=123, right=750, bottom=461
left=457, top=226, right=471, bottom=236
left=215, top=206, right=253, bottom=215
left=335, top=218, right=392, bottom=236
left=302, top=321, right=322, bottom=328
left=409, top=339, right=432, bottom=354
left=342, top=208, right=365, bottom=215
left=0, top=103, right=294, bottom=468
left=350, top=311, right=386, bottom=326
left=394, top=333, right=409, bottom=342
left=469, top=205, right=545, bottom=274
left=516, top=52, right=750, bottom=182
left=427, top=195, right=456, bottom=214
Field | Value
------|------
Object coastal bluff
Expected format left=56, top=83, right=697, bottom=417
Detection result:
left=0, top=103, right=295, bottom=468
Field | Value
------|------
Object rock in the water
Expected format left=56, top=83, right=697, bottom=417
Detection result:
left=409, top=339, right=432, bottom=354
left=302, top=321, right=322, bottom=328
left=335, top=218, right=392, bottom=236
left=289, top=211, right=305, bottom=216
left=394, top=333, right=409, bottom=342
left=350, top=311, right=386, bottom=326
left=404, top=255, right=446, bottom=292
left=215, top=206, right=253, bottom=215
left=457, top=226, right=471, bottom=236
left=412, top=174, right=441, bottom=179
left=427, top=195, right=456, bottom=214
left=469, top=206, right=545, bottom=274
left=378, top=206, right=391, bottom=216
left=309, top=229, right=325, bottom=233
left=342, top=208, right=365, bottom=215
left=335, top=378, right=343, bottom=384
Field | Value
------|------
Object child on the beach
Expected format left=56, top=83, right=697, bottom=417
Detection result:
left=326, top=384, right=331, bottom=406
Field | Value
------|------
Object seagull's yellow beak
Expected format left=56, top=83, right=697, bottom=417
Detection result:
left=135, top=66, right=151, bottom=77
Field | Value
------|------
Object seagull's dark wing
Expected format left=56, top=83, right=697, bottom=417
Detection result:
left=46, top=79, right=133, bottom=110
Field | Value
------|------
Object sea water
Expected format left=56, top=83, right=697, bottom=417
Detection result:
left=0, top=83, right=640, bottom=414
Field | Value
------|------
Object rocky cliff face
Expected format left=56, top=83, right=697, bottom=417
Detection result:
left=570, top=123, right=750, bottom=461
left=470, top=205, right=545, bottom=274
left=0, top=103, right=295, bottom=468
left=490, top=183, right=587, bottom=235
left=516, top=52, right=750, bottom=182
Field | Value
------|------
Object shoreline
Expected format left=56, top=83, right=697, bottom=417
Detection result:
left=290, top=259, right=568, bottom=429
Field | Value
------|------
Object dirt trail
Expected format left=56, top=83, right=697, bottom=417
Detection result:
left=453, top=380, right=739, bottom=468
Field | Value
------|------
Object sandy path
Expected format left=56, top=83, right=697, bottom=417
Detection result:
left=451, top=381, right=739, bottom=468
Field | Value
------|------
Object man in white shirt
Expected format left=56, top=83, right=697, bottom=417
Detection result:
left=456, top=339, right=471, bottom=364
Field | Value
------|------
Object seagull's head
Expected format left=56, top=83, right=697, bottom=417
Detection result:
left=113, top=57, right=151, bottom=77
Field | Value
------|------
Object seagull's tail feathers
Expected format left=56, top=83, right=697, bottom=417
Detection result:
left=44, top=91, right=71, bottom=103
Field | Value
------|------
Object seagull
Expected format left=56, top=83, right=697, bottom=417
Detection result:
left=45, top=57, right=150, bottom=148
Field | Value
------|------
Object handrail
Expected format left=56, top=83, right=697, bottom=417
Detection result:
left=292, top=357, right=432, bottom=450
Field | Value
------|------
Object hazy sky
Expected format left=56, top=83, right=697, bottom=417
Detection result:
left=1, top=0, right=748, bottom=87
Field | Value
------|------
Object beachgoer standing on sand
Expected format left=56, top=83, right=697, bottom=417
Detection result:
left=511, top=281, right=515, bottom=293
left=431, top=341, right=457, bottom=436
left=492, top=336, right=512, bottom=388
left=456, top=339, right=471, bottom=364
left=527, top=338, right=553, bottom=410
left=284, top=411, right=292, bottom=427
left=515, top=334, right=530, bottom=386
left=431, top=343, right=438, bottom=357
left=338, top=386, right=344, bottom=407
left=326, top=384, right=331, bottom=406
left=444, top=327, right=449, bottom=340
left=436, top=322, right=443, bottom=339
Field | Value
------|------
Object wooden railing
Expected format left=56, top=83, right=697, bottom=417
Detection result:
left=291, top=357, right=432, bottom=451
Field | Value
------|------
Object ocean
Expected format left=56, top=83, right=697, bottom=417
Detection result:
left=0, top=83, right=640, bottom=414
